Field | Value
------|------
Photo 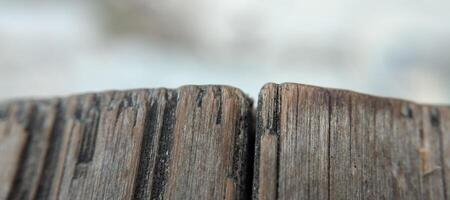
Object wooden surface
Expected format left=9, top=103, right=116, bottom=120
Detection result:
left=1, top=83, right=450, bottom=200
left=0, top=86, right=254, bottom=200
left=253, top=83, right=450, bottom=200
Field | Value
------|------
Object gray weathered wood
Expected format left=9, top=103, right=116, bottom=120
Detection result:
left=2, top=82, right=450, bottom=200
left=0, top=86, right=254, bottom=200
left=253, top=83, right=450, bottom=200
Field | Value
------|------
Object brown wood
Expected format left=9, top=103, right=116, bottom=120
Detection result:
left=253, top=83, right=450, bottom=200
left=0, top=86, right=254, bottom=200
left=2, top=83, right=450, bottom=200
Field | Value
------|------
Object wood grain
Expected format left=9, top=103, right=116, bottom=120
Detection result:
left=2, top=82, right=450, bottom=200
left=0, top=86, right=254, bottom=200
left=254, top=83, right=450, bottom=200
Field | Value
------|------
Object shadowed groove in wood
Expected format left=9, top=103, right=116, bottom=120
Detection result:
left=229, top=89, right=255, bottom=199
left=149, top=91, right=177, bottom=199
left=133, top=95, right=160, bottom=200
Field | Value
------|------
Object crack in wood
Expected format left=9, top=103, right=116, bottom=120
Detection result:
left=1, top=84, right=449, bottom=200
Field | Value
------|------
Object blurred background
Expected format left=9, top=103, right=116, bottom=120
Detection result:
left=1, top=0, right=449, bottom=103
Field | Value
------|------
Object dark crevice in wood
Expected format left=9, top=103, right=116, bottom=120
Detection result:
left=35, top=100, right=65, bottom=200
left=74, top=101, right=83, bottom=121
left=243, top=107, right=256, bottom=200
left=230, top=96, right=255, bottom=199
left=431, top=108, right=441, bottom=127
left=272, top=85, right=281, bottom=199
left=419, top=114, right=425, bottom=148
left=196, top=88, right=205, bottom=107
left=150, top=91, right=178, bottom=200
left=274, top=85, right=281, bottom=200
left=232, top=115, right=243, bottom=194
left=432, top=108, right=448, bottom=200
left=124, top=92, right=135, bottom=107
left=273, top=86, right=281, bottom=136
left=76, top=106, right=100, bottom=164
left=115, top=95, right=127, bottom=125
left=215, top=88, right=223, bottom=125
left=133, top=97, right=159, bottom=200
left=252, top=88, right=264, bottom=200
left=402, top=104, right=414, bottom=119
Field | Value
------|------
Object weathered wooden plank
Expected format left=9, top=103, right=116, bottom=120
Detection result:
left=253, top=83, right=330, bottom=200
left=277, top=84, right=329, bottom=200
left=254, top=83, right=450, bottom=200
left=0, top=85, right=253, bottom=200
left=164, top=86, right=253, bottom=199
left=2, top=82, right=450, bottom=200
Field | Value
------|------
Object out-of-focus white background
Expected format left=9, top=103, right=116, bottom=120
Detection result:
left=1, top=0, right=449, bottom=103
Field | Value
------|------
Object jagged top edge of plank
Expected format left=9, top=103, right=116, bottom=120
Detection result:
left=0, top=84, right=254, bottom=107
left=261, top=82, right=449, bottom=108
left=0, top=85, right=254, bottom=124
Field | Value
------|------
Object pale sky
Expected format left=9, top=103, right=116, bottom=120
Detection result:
left=1, top=0, right=449, bottom=104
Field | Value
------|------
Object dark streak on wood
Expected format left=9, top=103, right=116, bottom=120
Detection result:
left=149, top=91, right=177, bottom=200
left=76, top=99, right=100, bottom=164
left=215, top=87, right=223, bottom=125
left=196, top=87, right=205, bottom=107
left=133, top=96, right=160, bottom=200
